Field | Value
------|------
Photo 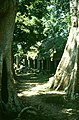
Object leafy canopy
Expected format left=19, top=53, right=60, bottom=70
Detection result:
left=13, top=0, right=70, bottom=59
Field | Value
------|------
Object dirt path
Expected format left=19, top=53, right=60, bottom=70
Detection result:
left=15, top=73, right=79, bottom=120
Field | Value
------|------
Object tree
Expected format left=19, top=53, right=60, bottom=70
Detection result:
left=0, top=0, right=22, bottom=115
left=39, top=0, right=70, bottom=60
left=49, top=0, right=79, bottom=99
left=13, top=0, right=47, bottom=54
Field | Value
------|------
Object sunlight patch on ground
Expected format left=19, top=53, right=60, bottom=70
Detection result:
left=17, top=83, right=65, bottom=97
left=24, top=83, right=40, bottom=85
left=62, top=108, right=79, bottom=116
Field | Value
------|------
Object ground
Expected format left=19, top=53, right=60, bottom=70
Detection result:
left=15, top=72, right=79, bottom=120
left=1, top=72, right=79, bottom=120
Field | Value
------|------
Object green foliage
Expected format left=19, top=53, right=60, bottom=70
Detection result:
left=13, top=0, right=70, bottom=59
left=39, top=0, right=70, bottom=58
left=13, top=0, right=46, bottom=53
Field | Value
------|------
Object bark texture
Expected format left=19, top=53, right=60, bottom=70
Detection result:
left=0, top=0, right=22, bottom=114
left=50, top=28, right=79, bottom=98
left=49, top=0, right=79, bottom=99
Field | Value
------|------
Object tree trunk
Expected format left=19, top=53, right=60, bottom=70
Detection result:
left=49, top=0, right=79, bottom=99
left=0, top=0, right=22, bottom=115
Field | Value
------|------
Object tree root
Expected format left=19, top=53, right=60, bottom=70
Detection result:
left=16, top=106, right=38, bottom=120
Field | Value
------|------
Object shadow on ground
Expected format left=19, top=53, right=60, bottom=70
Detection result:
left=1, top=72, right=79, bottom=120
left=14, top=73, right=79, bottom=120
